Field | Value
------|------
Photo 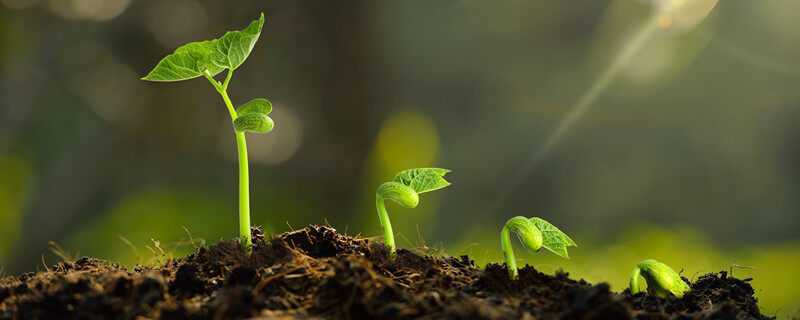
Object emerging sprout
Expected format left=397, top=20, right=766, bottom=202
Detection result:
left=501, top=216, right=576, bottom=280
left=142, top=13, right=270, bottom=255
left=629, top=259, right=691, bottom=297
left=376, top=168, right=451, bottom=258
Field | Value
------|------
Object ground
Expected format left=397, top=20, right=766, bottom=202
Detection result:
left=0, top=226, right=773, bottom=319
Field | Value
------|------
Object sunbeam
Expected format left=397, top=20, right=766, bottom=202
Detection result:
left=487, top=0, right=720, bottom=217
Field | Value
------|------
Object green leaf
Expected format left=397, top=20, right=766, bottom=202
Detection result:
left=210, top=13, right=265, bottom=70
left=530, top=217, right=576, bottom=258
left=233, top=113, right=274, bottom=133
left=141, top=41, right=223, bottom=81
left=142, top=13, right=265, bottom=82
left=236, top=98, right=272, bottom=116
left=393, top=168, right=451, bottom=194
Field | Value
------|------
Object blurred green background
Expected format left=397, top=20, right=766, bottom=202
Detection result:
left=1, top=0, right=798, bottom=317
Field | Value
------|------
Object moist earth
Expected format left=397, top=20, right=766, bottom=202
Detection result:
left=0, top=226, right=773, bottom=319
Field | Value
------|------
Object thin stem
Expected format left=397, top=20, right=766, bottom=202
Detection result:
left=235, top=131, right=251, bottom=255
left=219, top=88, right=238, bottom=120
left=221, top=69, right=233, bottom=91
left=500, top=225, right=518, bottom=280
left=205, top=70, right=252, bottom=256
left=376, top=197, right=396, bottom=258
left=203, top=71, right=222, bottom=91
left=501, top=216, right=544, bottom=280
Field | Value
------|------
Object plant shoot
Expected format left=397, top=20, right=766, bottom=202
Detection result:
left=501, top=216, right=576, bottom=280
left=142, top=13, right=271, bottom=255
left=376, top=168, right=451, bottom=258
left=629, top=259, right=691, bottom=297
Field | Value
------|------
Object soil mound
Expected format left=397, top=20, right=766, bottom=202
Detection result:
left=0, top=226, right=773, bottom=319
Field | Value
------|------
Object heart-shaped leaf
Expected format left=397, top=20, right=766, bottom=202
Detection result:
left=530, top=217, right=576, bottom=258
left=233, top=113, right=274, bottom=133
left=142, top=13, right=265, bottom=82
left=141, top=41, right=223, bottom=81
left=393, top=168, right=451, bottom=194
left=209, top=13, right=265, bottom=71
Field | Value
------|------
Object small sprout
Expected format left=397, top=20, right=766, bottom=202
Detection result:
left=142, top=13, right=270, bottom=255
left=629, top=259, right=691, bottom=297
left=500, top=216, right=576, bottom=280
left=376, top=168, right=451, bottom=258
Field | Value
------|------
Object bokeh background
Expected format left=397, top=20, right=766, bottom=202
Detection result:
left=1, top=0, right=799, bottom=317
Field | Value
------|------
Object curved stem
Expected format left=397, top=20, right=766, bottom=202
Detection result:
left=376, top=197, right=396, bottom=258
left=629, top=265, right=642, bottom=294
left=501, top=216, right=544, bottom=280
left=500, top=225, right=518, bottom=280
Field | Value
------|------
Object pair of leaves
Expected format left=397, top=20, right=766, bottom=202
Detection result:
left=142, top=13, right=265, bottom=81
left=233, top=99, right=273, bottom=133
left=392, top=168, right=451, bottom=194
left=531, top=217, right=577, bottom=259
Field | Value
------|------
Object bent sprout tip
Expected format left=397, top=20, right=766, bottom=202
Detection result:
left=629, top=259, right=691, bottom=298
left=501, top=216, right=575, bottom=280
left=376, top=168, right=451, bottom=259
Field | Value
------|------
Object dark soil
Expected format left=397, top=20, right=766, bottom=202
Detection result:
left=0, top=226, right=773, bottom=319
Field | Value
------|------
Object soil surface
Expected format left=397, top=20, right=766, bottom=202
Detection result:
left=1, top=226, right=773, bottom=319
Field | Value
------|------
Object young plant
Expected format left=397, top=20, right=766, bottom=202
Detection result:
left=376, top=168, right=451, bottom=258
left=141, top=13, right=271, bottom=255
left=501, top=216, right=576, bottom=280
left=629, top=259, right=691, bottom=297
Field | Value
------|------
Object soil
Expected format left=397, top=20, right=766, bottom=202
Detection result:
left=0, top=226, right=774, bottom=319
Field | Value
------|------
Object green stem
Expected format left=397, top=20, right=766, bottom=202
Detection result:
left=235, top=131, right=251, bottom=255
left=206, top=70, right=252, bottom=256
left=203, top=71, right=222, bottom=91
left=219, top=84, right=238, bottom=120
left=500, top=216, right=544, bottom=280
left=376, top=197, right=396, bottom=258
left=222, top=68, right=233, bottom=91
left=629, top=266, right=642, bottom=294
left=500, top=225, right=518, bottom=280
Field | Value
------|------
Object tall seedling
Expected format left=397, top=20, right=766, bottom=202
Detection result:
left=142, top=13, right=271, bottom=255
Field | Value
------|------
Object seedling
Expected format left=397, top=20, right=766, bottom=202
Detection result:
left=142, top=13, right=271, bottom=255
left=501, top=216, right=576, bottom=280
left=376, top=168, right=451, bottom=258
left=629, top=259, right=691, bottom=297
